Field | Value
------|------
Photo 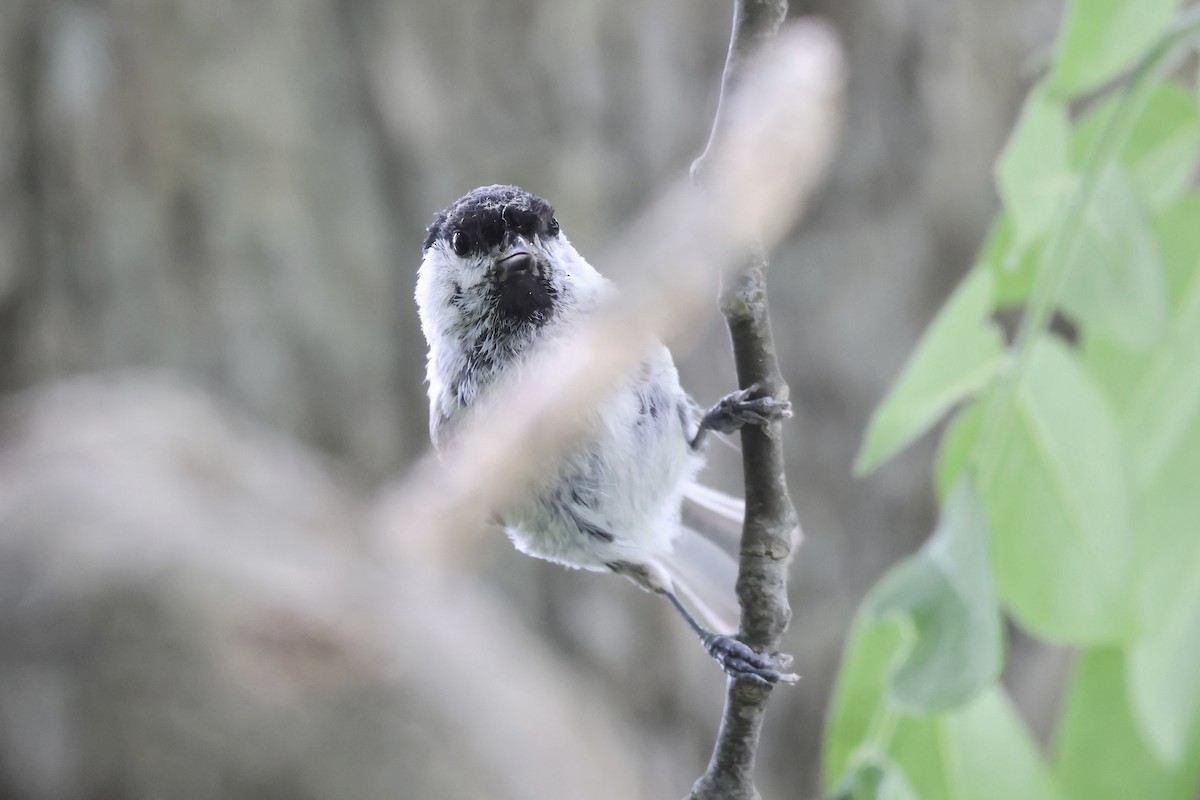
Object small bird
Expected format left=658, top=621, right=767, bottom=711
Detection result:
left=415, top=184, right=795, bottom=683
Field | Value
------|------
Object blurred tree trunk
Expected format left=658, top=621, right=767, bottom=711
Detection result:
left=0, top=0, right=426, bottom=479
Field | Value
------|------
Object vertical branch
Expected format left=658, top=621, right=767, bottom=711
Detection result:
left=689, top=2, right=803, bottom=799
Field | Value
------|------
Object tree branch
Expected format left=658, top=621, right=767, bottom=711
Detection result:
left=691, top=0, right=791, bottom=184
left=689, top=5, right=833, bottom=799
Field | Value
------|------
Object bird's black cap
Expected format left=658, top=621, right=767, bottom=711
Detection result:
left=423, top=184, right=557, bottom=255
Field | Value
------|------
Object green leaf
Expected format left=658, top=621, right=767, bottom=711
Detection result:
left=995, top=83, right=1074, bottom=252
left=855, top=271, right=1006, bottom=475
left=1050, top=0, right=1183, bottom=97
left=933, top=402, right=985, bottom=503
left=1127, top=412, right=1200, bottom=764
left=1070, top=196, right=1200, bottom=764
left=983, top=337, right=1133, bottom=643
left=1121, top=84, right=1200, bottom=209
left=824, top=620, right=908, bottom=788
left=1156, top=194, right=1200, bottom=311
left=1120, top=195, right=1200, bottom=487
left=1061, top=165, right=1167, bottom=350
left=1085, top=195, right=1200, bottom=487
left=1071, top=82, right=1200, bottom=211
left=979, top=215, right=1044, bottom=307
left=939, top=691, right=1060, bottom=800
left=865, top=479, right=1002, bottom=712
left=824, top=619, right=1058, bottom=800
left=1054, top=649, right=1200, bottom=800
left=1079, top=334, right=1153, bottom=416
left=831, top=755, right=919, bottom=800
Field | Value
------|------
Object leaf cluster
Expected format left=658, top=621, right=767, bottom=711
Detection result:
left=826, top=3, right=1200, bottom=797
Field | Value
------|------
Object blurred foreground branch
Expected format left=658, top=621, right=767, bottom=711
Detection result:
left=0, top=376, right=644, bottom=799
left=687, top=2, right=816, bottom=799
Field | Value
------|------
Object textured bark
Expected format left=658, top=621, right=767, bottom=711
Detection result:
left=689, top=2, right=803, bottom=798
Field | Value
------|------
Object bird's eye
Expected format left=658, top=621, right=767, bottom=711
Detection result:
left=451, top=230, right=470, bottom=256
left=548, top=217, right=560, bottom=237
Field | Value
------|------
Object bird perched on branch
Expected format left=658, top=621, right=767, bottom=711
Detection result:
left=415, top=184, right=795, bottom=683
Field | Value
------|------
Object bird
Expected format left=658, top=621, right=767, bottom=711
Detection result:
left=415, top=184, right=795, bottom=683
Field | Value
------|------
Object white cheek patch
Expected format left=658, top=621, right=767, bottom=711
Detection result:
left=417, top=246, right=488, bottom=325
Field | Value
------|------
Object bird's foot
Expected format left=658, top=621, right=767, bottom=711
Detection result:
left=696, top=384, right=792, bottom=441
left=701, top=632, right=799, bottom=685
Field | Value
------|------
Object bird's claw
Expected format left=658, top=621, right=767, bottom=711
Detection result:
left=702, top=633, right=799, bottom=685
left=700, top=384, right=793, bottom=436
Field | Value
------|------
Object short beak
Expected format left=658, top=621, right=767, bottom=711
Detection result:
left=496, top=236, right=539, bottom=282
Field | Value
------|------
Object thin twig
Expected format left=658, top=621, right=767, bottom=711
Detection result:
left=688, top=5, right=833, bottom=799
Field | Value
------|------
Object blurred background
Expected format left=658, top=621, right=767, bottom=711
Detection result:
left=0, top=0, right=1067, bottom=797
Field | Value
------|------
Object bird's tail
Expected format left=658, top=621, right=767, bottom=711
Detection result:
left=657, top=481, right=748, bottom=635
